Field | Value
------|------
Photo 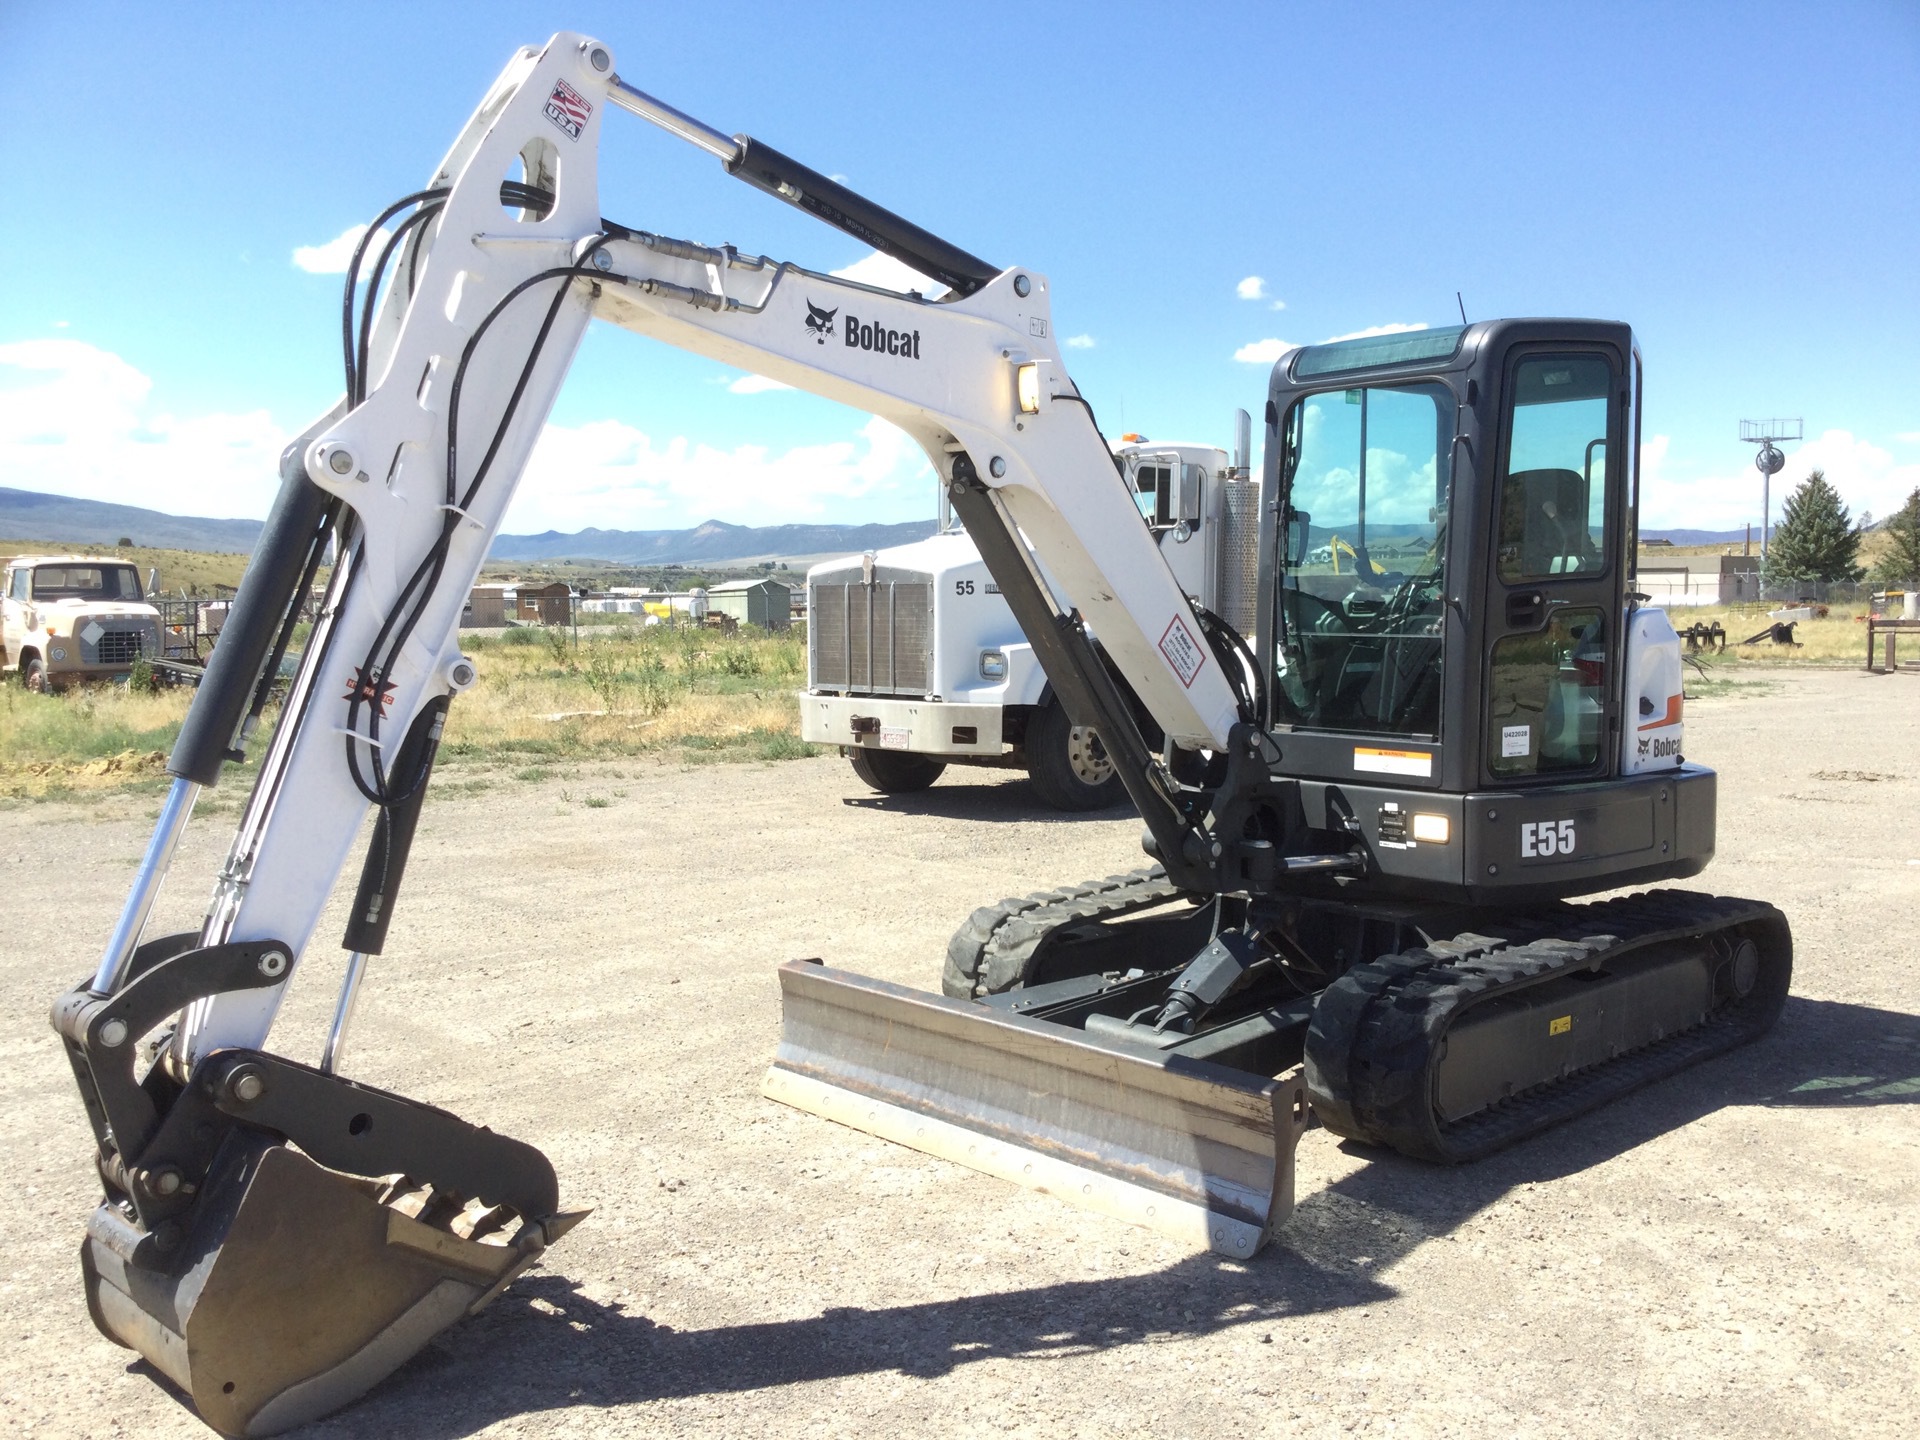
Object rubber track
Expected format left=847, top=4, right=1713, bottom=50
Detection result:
left=1304, top=889, right=1791, bottom=1163
left=941, top=865, right=1186, bottom=998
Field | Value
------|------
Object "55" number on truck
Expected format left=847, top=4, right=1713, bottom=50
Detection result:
left=1520, top=818, right=1577, bottom=858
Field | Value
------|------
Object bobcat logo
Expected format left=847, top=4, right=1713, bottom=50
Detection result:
left=804, top=300, right=837, bottom=344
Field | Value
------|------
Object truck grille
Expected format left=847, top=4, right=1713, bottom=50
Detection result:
left=810, top=577, right=933, bottom=695
left=95, top=629, right=147, bottom=665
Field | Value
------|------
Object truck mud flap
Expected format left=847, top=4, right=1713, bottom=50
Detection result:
left=764, top=960, right=1309, bottom=1257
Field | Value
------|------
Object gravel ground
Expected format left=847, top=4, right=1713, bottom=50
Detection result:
left=2, top=667, right=1915, bottom=1438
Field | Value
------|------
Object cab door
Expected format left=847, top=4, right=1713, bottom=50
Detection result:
left=1480, top=349, right=1628, bottom=784
left=1, top=567, right=25, bottom=663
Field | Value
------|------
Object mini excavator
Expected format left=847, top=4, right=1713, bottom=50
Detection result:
left=55, top=33, right=1790, bottom=1436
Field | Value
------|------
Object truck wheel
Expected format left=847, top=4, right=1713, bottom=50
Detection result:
left=22, top=656, right=49, bottom=693
left=848, top=746, right=946, bottom=794
left=1026, top=700, right=1124, bottom=811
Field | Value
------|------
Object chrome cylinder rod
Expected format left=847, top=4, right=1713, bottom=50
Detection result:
left=320, top=951, right=370, bottom=1076
left=92, top=776, right=200, bottom=995
left=605, top=75, right=740, bottom=163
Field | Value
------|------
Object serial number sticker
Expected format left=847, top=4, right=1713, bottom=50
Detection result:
left=1501, top=724, right=1532, bottom=758
left=880, top=727, right=912, bottom=750
left=1353, top=746, right=1433, bottom=778
left=1549, top=1014, right=1572, bottom=1036
left=1158, top=615, right=1206, bottom=688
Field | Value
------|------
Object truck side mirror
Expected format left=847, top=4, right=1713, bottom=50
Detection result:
left=1287, top=509, right=1311, bottom=566
left=1175, top=465, right=1204, bottom=525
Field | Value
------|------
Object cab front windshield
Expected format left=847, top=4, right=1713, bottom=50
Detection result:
left=1273, top=382, right=1452, bottom=738
left=31, top=565, right=144, bottom=602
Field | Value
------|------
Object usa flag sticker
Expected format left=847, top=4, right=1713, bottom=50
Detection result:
left=544, top=80, right=592, bottom=140
left=1158, top=615, right=1206, bottom=688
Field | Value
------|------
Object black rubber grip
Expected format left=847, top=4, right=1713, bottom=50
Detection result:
left=342, top=696, right=448, bottom=955
left=725, top=135, right=998, bottom=296
left=168, top=444, right=333, bottom=786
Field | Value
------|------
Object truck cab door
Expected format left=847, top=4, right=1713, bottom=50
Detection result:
left=1, top=567, right=25, bottom=660
left=1479, top=349, right=1629, bottom=784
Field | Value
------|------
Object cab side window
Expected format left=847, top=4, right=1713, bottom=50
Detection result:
left=7, top=569, right=27, bottom=601
left=1497, top=356, right=1614, bottom=582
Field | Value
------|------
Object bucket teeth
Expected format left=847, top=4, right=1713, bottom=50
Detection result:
left=82, top=1137, right=576, bottom=1438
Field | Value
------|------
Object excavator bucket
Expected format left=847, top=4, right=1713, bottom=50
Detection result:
left=764, top=960, right=1310, bottom=1257
left=82, top=1140, right=584, bottom=1438
left=54, top=937, right=585, bottom=1437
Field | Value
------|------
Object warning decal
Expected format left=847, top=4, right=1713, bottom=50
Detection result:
left=1353, top=746, right=1434, bottom=778
left=1158, top=615, right=1206, bottom=688
left=544, top=79, right=593, bottom=140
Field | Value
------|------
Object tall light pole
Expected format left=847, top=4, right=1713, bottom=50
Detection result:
left=1740, top=418, right=1802, bottom=564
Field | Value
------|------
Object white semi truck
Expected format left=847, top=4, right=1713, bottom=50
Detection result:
left=801, top=415, right=1260, bottom=808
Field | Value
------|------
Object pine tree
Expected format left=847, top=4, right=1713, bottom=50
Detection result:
left=1765, top=469, right=1863, bottom=583
left=1872, top=487, right=1920, bottom=586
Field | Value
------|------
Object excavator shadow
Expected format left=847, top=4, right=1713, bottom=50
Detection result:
left=840, top=782, right=1127, bottom=823
left=302, top=1248, right=1390, bottom=1436
left=249, top=998, right=1912, bottom=1436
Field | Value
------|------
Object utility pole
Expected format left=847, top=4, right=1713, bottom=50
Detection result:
left=1739, top=418, right=1802, bottom=564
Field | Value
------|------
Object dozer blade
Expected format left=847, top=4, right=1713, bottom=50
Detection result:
left=764, top=960, right=1309, bottom=1257
left=82, top=1138, right=586, bottom=1438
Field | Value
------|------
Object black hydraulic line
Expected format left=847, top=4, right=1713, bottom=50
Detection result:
left=724, top=136, right=999, bottom=296
left=342, top=696, right=448, bottom=955
left=167, top=444, right=334, bottom=787
left=944, top=459, right=1209, bottom=891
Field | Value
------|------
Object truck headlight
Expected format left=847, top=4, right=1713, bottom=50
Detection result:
left=979, top=650, right=1007, bottom=680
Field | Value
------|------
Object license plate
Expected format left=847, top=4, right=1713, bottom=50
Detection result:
left=880, top=727, right=911, bottom=750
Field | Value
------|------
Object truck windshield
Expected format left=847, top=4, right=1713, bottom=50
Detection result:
left=32, top=565, right=144, bottom=601
left=1273, top=382, right=1453, bottom=738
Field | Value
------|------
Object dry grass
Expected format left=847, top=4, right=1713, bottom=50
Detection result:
left=0, top=622, right=815, bottom=802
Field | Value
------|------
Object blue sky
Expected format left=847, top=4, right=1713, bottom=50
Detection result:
left=1, top=1, right=1915, bottom=537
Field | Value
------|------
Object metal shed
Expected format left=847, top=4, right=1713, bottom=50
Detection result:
left=707, top=577, right=792, bottom=630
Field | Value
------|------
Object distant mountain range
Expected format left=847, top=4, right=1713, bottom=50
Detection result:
left=0, top=486, right=935, bottom=564
left=488, top=517, right=938, bottom=563
left=0, top=486, right=266, bottom=553
left=0, top=484, right=1769, bottom=563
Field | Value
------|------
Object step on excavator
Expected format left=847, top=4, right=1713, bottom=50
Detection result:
left=55, top=33, right=1791, bottom=1436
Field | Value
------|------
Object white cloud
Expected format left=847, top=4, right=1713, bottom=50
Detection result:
left=293, top=223, right=391, bottom=275
left=1236, top=276, right=1267, bottom=301
left=727, top=373, right=794, bottom=394
left=1064, top=334, right=1096, bottom=349
left=1233, top=338, right=1296, bottom=364
left=0, top=338, right=942, bottom=535
left=0, top=340, right=287, bottom=519
left=1323, top=322, right=1428, bottom=343
left=1896, top=431, right=1920, bottom=443
left=830, top=251, right=947, bottom=297
left=1270, top=300, right=1287, bottom=311
left=1639, top=428, right=1920, bottom=531
left=512, top=413, right=934, bottom=533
